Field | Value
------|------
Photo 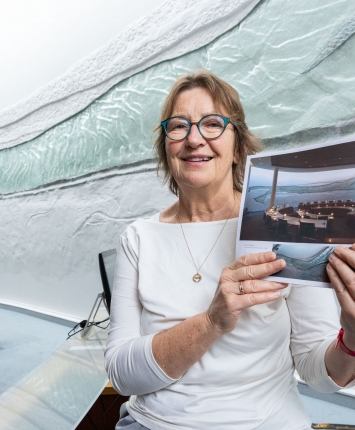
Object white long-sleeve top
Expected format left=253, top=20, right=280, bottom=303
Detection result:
left=105, top=214, right=353, bottom=430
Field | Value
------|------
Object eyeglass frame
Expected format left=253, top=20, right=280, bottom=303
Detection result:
left=160, top=114, right=236, bottom=141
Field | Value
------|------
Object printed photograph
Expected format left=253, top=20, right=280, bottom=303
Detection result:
left=271, top=244, right=333, bottom=283
left=239, top=140, right=355, bottom=245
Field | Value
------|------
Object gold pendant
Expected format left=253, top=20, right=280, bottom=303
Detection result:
left=193, top=273, right=202, bottom=283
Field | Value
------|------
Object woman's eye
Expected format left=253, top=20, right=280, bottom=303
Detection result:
left=170, top=122, right=188, bottom=131
left=205, top=121, right=223, bottom=128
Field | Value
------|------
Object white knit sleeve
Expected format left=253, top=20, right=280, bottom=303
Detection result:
left=104, top=234, right=179, bottom=396
left=287, top=284, right=355, bottom=392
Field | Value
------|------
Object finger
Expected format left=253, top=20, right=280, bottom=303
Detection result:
left=225, top=258, right=286, bottom=282
left=236, top=290, right=282, bottom=310
left=236, top=280, right=288, bottom=295
left=326, top=263, right=355, bottom=315
left=333, top=245, right=355, bottom=271
left=228, top=251, right=277, bottom=271
left=328, top=253, right=355, bottom=300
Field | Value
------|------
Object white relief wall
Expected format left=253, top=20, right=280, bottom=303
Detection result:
left=1, top=163, right=175, bottom=320
left=1, top=0, right=355, bottom=321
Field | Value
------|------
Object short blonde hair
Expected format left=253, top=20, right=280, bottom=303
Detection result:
left=154, top=71, right=261, bottom=196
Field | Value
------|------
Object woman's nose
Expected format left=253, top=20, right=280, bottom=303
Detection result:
left=186, top=124, right=206, bottom=147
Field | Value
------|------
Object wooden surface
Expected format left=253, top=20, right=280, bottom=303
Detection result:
left=102, top=381, right=118, bottom=395
left=76, top=383, right=128, bottom=430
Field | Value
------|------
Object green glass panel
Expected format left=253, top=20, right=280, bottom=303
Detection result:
left=1, top=0, right=355, bottom=195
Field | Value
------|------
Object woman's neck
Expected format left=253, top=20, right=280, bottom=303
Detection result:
left=168, top=184, right=240, bottom=223
left=178, top=193, right=239, bottom=223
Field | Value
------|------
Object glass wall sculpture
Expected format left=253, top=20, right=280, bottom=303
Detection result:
left=1, top=0, right=355, bottom=196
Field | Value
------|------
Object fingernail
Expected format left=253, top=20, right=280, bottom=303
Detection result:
left=270, top=291, right=281, bottom=299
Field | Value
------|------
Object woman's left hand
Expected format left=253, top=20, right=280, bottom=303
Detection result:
left=327, top=243, right=355, bottom=348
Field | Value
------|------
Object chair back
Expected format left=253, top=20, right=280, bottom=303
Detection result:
left=299, top=221, right=315, bottom=237
left=278, top=219, right=288, bottom=231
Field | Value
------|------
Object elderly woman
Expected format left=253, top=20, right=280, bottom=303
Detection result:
left=105, top=71, right=355, bottom=430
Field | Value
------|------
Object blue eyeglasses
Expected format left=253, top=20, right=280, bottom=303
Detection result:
left=161, top=114, right=234, bottom=141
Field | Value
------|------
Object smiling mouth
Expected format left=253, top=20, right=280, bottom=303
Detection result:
left=183, top=157, right=212, bottom=162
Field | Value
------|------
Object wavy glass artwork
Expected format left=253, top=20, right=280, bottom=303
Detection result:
left=1, top=0, right=355, bottom=195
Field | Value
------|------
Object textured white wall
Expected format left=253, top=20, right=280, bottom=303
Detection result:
left=0, top=164, right=175, bottom=321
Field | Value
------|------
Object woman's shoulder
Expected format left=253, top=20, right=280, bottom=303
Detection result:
left=122, top=208, right=176, bottom=238
left=124, top=212, right=160, bottom=233
left=119, top=213, right=160, bottom=254
left=123, top=202, right=179, bottom=231
left=119, top=210, right=179, bottom=257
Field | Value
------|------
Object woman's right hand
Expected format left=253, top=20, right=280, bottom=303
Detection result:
left=206, top=252, right=288, bottom=335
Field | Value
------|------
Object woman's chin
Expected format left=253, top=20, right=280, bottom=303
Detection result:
left=177, top=176, right=217, bottom=191
left=176, top=170, right=234, bottom=193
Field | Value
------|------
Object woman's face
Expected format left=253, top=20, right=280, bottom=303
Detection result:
left=165, top=87, right=238, bottom=193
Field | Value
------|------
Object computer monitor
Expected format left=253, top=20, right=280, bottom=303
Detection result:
left=98, top=249, right=117, bottom=314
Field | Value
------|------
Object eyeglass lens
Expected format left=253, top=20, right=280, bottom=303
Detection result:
left=166, top=115, right=225, bottom=140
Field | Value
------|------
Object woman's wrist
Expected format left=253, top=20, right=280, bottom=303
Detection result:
left=203, top=311, right=227, bottom=338
left=336, top=329, right=355, bottom=358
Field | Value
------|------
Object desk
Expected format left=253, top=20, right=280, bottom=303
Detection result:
left=0, top=318, right=109, bottom=430
left=268, top=212, right=327, bottom=229
left=298, top=202, right=355, bottom=211
left=297, top=210, right=318, bottom=219
left=299, top=205, right=355, bottom=219
left=286, top=217, right=327, bottom=228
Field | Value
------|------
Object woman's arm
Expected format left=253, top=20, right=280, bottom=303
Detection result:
left=105, top=236, right=179, bottom=396
left=152, top=252, right=287, bottom=379
left=287, top=285, right=342, bottom=392
left=325, top=244, right=355, bottom=386
left=288, top=245, right=355, bottom=392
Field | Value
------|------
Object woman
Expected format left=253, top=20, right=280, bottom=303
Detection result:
left=105, top=71, right=355, bottom=430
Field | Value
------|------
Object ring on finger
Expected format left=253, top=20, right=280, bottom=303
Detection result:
left=238, top=281, right=245, bottom=295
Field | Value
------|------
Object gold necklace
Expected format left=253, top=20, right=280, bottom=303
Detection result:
left=178, top=196, right=237, bottom=283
